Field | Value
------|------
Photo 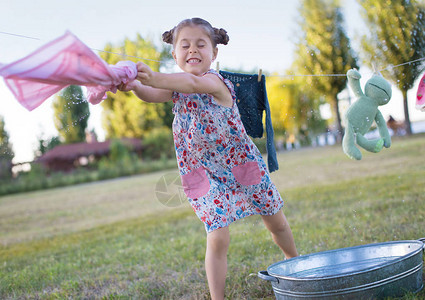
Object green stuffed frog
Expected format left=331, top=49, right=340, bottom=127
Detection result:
left=342, top=69, right=392, bottom=160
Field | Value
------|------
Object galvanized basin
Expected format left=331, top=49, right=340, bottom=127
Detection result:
left=259, top=239, right=424, bottom=299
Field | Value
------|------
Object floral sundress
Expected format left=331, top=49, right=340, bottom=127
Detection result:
left=172, top=69, right=284, bottom=233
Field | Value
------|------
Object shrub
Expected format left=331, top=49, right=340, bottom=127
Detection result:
left=0, top=138, right=178, bottom=196
left=252, top=138, right=267, bottom=153
left=143, top=127, right=174, bottom=160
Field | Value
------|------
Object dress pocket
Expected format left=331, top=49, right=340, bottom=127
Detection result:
left=231, top=161, right=262, bottom=186
left=181, top=167, right=210, bottom=198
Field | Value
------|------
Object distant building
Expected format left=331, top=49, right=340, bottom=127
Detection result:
left=36, top=138, right=143, bottom=172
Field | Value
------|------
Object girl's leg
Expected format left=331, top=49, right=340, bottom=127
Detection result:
left=205, top=226, right=230, bottom=300
left=261, top=210, right=298, bottom=258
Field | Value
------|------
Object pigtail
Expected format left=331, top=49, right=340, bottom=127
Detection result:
left=213, top=28, right=229, bottom=45
left=162, top=28, right=175, bottom=44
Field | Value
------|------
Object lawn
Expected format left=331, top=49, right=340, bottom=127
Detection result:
left=1, top=134, right=424, bottom=299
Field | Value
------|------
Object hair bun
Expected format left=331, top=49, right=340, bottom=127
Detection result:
left=214, top=28, right=229, bottom=45
left=162, top=29, right=174, bottom=44
left=163, top=19, right=229, bottom=47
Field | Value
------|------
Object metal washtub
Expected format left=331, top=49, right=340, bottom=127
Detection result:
left=258, top=239, right=425, bottom=299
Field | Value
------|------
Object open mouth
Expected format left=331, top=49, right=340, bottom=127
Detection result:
left=187, top=58, right=201, bottom=64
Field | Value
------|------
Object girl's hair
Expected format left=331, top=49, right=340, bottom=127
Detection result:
left=162, top=18, right=229, bottom=47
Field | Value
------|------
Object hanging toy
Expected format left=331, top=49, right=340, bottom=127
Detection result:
left=416, top=73, right=425, bottom=111
left=342, top=69, right=392, bottom=160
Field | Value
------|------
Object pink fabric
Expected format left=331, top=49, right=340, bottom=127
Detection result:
left=231, top=161, right=262, bottom=186
left=0, top=31, right=137, bottom=111
left=416, top=73, right=425, bottom=111
left=86, top=61, right=137, bottom=104
left=181, top=167, right=210, bottom=199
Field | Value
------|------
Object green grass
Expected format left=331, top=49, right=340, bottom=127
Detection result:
left=1, top=134, right=425, bottom=299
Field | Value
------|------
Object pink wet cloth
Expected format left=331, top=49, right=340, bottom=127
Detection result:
left=86, top=61, right=138, bottom=104
left=416, top=73, right=425, bottom=111
left=0, top=31, right=137, bottom=111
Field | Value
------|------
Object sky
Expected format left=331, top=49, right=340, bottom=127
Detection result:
left=1, top=0, right=424, bottom=163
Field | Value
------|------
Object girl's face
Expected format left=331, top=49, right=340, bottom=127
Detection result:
left=172, top=26, right=218, bottom=76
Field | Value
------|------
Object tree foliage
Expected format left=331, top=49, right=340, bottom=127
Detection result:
left=359, top=0, right=425, bottom=134
left=100, top=34, right=173, bottom=139
left=293, top=0, right=359, bottom=138
left=0, top=116, right=14, bottom=179
left=266, top=76, right=296, bottom=135
left=34, top=136, right=61, bottom=158
left=53, top=85, right=90, bottom=144
left=266, top=76, right=326, bottom=142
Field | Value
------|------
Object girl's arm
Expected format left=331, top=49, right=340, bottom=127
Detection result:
left=136, top=63, right=232, bottom=107
left=120, top=79, right=173, bottom=103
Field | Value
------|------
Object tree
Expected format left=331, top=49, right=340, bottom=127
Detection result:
left=34, top=135, right=61, bottom=158
left=358, top=0, right=425, bottom=135
left=53, top=85, right=90, bottom=143
left=293, top=0, right=359, bottom=139
left=0, top=116, right=14, bottom=179
left=100, top=34, right=173, bottom=139
left=266, top=75, right=326, bottom=144
left=266, top=76, right=297, bottom=136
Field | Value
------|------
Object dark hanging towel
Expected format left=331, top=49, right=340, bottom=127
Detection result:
left=219, top=70, right=279, bottom=172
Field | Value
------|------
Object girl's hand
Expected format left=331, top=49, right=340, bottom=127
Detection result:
left=118, top=79, right=141, bottom=92
left=136, top=62, right=156, bottom=86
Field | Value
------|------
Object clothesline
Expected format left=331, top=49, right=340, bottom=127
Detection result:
left=269, top=57, right=425, bottom=78
left=1, top=30, right=424, bottom=112
left=1, top=30, right=425, bottom=78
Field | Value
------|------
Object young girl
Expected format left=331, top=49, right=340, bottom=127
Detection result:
left=120, top=17, right=298, bottom=300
